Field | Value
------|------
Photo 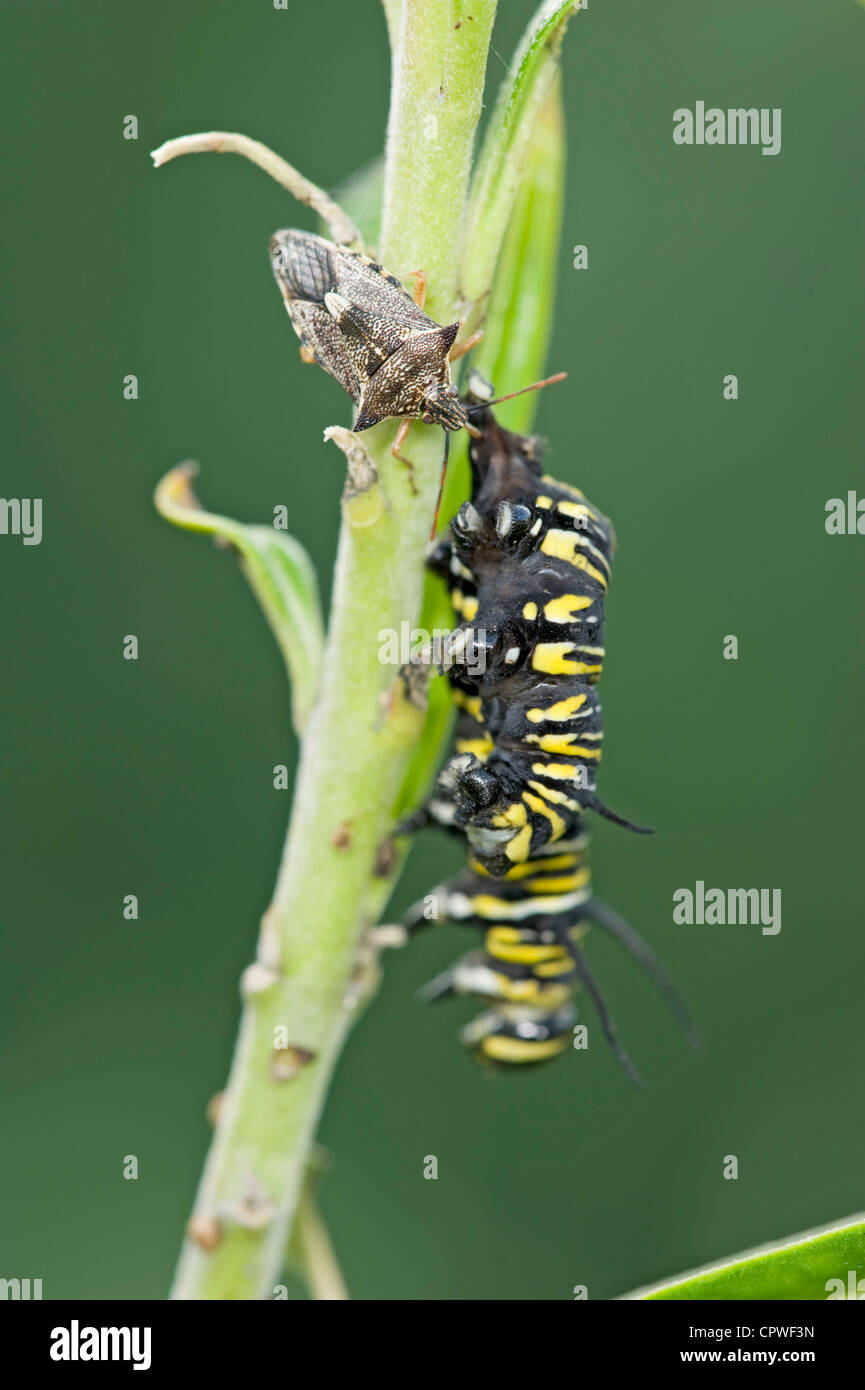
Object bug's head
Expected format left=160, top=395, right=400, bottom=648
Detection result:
left=421, top=382, right=471, bottom=432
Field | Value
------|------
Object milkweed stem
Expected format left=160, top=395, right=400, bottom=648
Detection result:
left=166, top=3, right=498, bottom=1301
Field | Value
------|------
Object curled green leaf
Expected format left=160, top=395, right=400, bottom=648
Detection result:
left=621, top=1213, right=865, bottom=1301
left=155, top=463, right=324, bottom=733
left=461, top=0, right=580, bottom=312
left=472, top=79, right=566, bottom=434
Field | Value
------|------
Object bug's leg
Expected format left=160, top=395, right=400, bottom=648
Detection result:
left=299, top=344, right=316, bottom=364
left=449, top=327, right=484, bottom=363
left=405, top=269, right=428, bottom=310
left=390, top=417, right=412, bottom=462
left=430, top=431, right=451, bottom=540
left=390, top=417, right=418, bottom=494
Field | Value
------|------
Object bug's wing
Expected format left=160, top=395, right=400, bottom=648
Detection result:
left=335, top=252, right=436, bottom=332
left=287, top=301, right=363, bottom=404
left=324, top=298, right=415, bottom=378
left=272, top=230, right=339, bottom=305
left=271, top=231, right=433, bottom=332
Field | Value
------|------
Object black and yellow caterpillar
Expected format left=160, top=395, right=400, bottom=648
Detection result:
left=404, top=377, right=694, bottom=1078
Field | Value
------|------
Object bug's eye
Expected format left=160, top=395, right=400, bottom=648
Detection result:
left=422, top=410, right=435, bottom=424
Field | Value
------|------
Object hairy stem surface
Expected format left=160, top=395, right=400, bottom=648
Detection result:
left=170, top=3, right=497, bottom=1300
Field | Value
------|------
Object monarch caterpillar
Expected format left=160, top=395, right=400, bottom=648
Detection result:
left=403, top=378, right=695, bottom=1079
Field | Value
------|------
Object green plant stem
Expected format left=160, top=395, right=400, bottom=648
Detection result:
left=382, top=0, right=497, bottom=317
left=169, top=3, right=497, bottom=1301
left=380, top=0, right=404, bottom=56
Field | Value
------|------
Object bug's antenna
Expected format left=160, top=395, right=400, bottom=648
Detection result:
left=588, top=898, right=700, bottom=1049
left=466, top=371, right=567, bottom=413
left=430, top=431, right=451, bottom=539
left=572, top=947, right=644, bottom=1089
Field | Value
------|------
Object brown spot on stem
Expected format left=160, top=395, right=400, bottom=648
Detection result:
left=206, top=1090, right=224, bottom=1126
left=374, top=837, right=398, bottom=878
left=227, top=1177, right=276, bottom=1230
left=187, top=1214, right=222, bottom=1250
left=270, top=1045, right=317, bottom=1081
left=332, top=822, right=352, bottom=851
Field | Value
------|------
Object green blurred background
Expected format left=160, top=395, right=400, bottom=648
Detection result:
left=2, top=0, right=863, bottom=1301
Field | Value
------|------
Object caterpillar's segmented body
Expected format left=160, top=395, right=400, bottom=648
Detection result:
left=405, top=383, right=693, bottom=1077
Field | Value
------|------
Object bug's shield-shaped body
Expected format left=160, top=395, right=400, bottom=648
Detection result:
left=269, top=229, right=468, bottom=432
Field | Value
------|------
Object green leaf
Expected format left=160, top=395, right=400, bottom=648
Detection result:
left=621, top=1214, right=865, bottom=1301
left=472, top=79, right=566, bottom=433
left=155, top=463, right=324, bottom=733
left=461, top=0, right=581, bottom=309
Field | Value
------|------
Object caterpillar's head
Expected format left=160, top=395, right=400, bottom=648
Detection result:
left=437, top=754, right=527, bottom=877
left=438, top=753, right=501, bottom=811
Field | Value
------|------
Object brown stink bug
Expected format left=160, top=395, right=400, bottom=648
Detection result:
left=269, top=229, right=479, bottom=447
left=269, top=228, right=565, bottom=529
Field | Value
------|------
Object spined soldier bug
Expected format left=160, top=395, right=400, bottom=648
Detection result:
left=269, top=228, right=565, bottom=530
left=269, top=229, right=477, bottom=438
